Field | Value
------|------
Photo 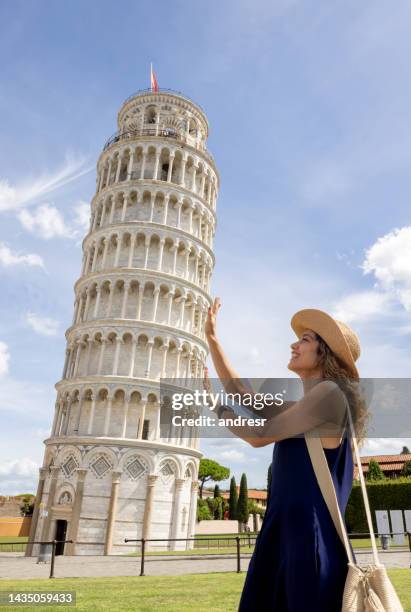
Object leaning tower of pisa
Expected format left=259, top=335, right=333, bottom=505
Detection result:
left=26, top=88, right=219, bottom=556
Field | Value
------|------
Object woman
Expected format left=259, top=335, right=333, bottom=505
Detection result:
left=204, top=299, right=369, bottom=612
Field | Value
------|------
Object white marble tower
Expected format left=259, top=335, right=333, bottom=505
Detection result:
left=26, top=88, right=219, bottom=556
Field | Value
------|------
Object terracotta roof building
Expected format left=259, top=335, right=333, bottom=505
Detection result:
left=354, top=453, right=411, bottom=480
left=203, top=487, right=268, bottom=508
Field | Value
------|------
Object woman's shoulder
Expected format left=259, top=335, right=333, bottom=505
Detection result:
left=309, top=380, right=348, bottom=419
left=310, top=380, right=346, bottom=401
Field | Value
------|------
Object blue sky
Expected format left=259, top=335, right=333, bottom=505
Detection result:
left=1, top=0, right=411, bottom=495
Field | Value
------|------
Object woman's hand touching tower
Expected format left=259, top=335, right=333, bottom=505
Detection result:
left=205, top=297, right=221, bottom=339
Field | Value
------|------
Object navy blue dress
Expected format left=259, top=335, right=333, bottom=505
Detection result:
left=238, top=426, right=356, bottom=611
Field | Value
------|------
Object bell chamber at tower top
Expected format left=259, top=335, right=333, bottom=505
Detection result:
left=95, top=90, right=219, bottom=215
left=118, top=89, right=208, bottom=146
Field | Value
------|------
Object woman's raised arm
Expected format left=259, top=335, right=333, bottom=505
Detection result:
left=214, top=380, right=347, bottom=448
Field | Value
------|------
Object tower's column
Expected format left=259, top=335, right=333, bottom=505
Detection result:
left=104, top=470, right=123, bottom=555
left=50, top=401, right=60, bottom=436
left=121, top=194, right=129, bottom=222
left=187, top=480, right=199, bottom=549
left=170, top=478, right=185, bottom=550
left=66, top=468, right=88, bottom=555
left=25, top=467, right=48, bottom=556
left=103, top=393, right=113, bottom=436
left=40, top=466, right=60, bottom=542
left=137, top=398, right=147, bottom=438
left=87, top=393, right=97, bottom=435
left=127, top=150, right=134, bottom=180
left=121, top=394, right=131, bottom=438
left=129, top=338, right=138, bottom=377
left=167, top=155, right=175, bottom=182
left=73, top=396, right=83, bottom=434
left=128, top=234, right=136, bottom=267
left=142, top=474, right=158, bottom=546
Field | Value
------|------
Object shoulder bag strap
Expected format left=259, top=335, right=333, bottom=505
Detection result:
left=304, top=391, right=381, bottom=566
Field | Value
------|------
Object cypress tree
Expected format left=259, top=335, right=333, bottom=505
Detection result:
left=237, top=473, right=249, bottom=528
left=228, top=476, right=238, bottom=520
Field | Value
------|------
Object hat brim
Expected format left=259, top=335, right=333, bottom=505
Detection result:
left=290, top=308, right=359, bottom=379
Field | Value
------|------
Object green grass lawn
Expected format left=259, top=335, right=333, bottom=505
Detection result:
left=0, top=537, right=28, bottom=543
left=351, top=537, right=407, bottom=549
left=186, top=533, right=409, bottom=551
left=0, top=570, right=410, bottom=611
left=126, top=545, right=255, bottom=557
left=0, top=536, right=28, bottom=553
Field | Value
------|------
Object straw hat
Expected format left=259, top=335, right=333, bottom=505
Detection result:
left=290, top=308, right=360, bottom=379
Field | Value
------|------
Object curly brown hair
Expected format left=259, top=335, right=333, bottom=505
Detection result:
left=314, top=333, right=370, bottom=452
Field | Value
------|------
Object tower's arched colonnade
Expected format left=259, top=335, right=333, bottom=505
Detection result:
left=26, top=89, right=219, bottom=556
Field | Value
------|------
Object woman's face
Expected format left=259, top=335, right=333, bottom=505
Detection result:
left=287, top=328, right=322, bottom=376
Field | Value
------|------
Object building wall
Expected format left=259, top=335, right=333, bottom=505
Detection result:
left=31, top=443, right=199, bottom=555
left=0, top=517, right=32, bottom=537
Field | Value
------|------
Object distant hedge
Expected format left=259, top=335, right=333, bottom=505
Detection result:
left=345, top=478, right=411, bottom=533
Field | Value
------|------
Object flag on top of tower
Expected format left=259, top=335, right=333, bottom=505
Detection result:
left=150, top=63, right=159, bottom=92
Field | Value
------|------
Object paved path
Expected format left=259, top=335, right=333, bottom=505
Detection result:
left=0, top=550, right=409, bottom=580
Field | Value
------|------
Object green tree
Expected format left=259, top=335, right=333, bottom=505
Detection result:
left=197, top=498, right=212, bottom=522
left=366, top=459, right=386, bottom=481
left=206, top=496, right=224, bottom=520
left=20, top=495, right=34, bottom=517
left=248, top=500, right=264, bottom=517
left=400, top=446, right=410, bottom=455
left=400, top=460, right=411, bottom=477
left=215, top=496, right=224, bottom=520
left=237, top=473, right=249, bottom=528
left=198, top=459, right=230, bottom=498
left=229, top=476, right=238, bottom=520
left=212, top=484, right=224, bottom=519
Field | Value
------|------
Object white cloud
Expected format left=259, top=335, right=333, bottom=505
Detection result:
left=332, top=225, right=411, bottom=328
left=32, top=427, right=52, bottom=439
left=336, top=249, right=356, bottom=268
left=0, top=458, right=39, bottom=478
left=72, top=200, right=91, bottom=232
left=16, top=200, right=92, bottom=241
left=0, top=155, right=92, bottom=212
left=26, top=312, right=59, bottom=336
left=361, top=438, right=411, bottom=457
left=362, top=226, right=411, bottom=310
left=0, top=377, right=57, bottom=494
left=248, top=347, right=265, bottom=366
left=0, top=458, right=40, bottom=494
left=218, top=449, right=247, bottom=462
left=0, top=341, right=10, bottom=376
left=350, top=341, right=411, bottom=378
left=331, top=290, right=394, bottom=324
left=0, top=242, right=45, bottom=269
left=18, top=204, right=74, bottom=239
left=0, top=376, right=55, bottom=417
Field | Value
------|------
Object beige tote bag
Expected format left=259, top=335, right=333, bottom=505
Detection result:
left=304, top=393, right=404, bottom=612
